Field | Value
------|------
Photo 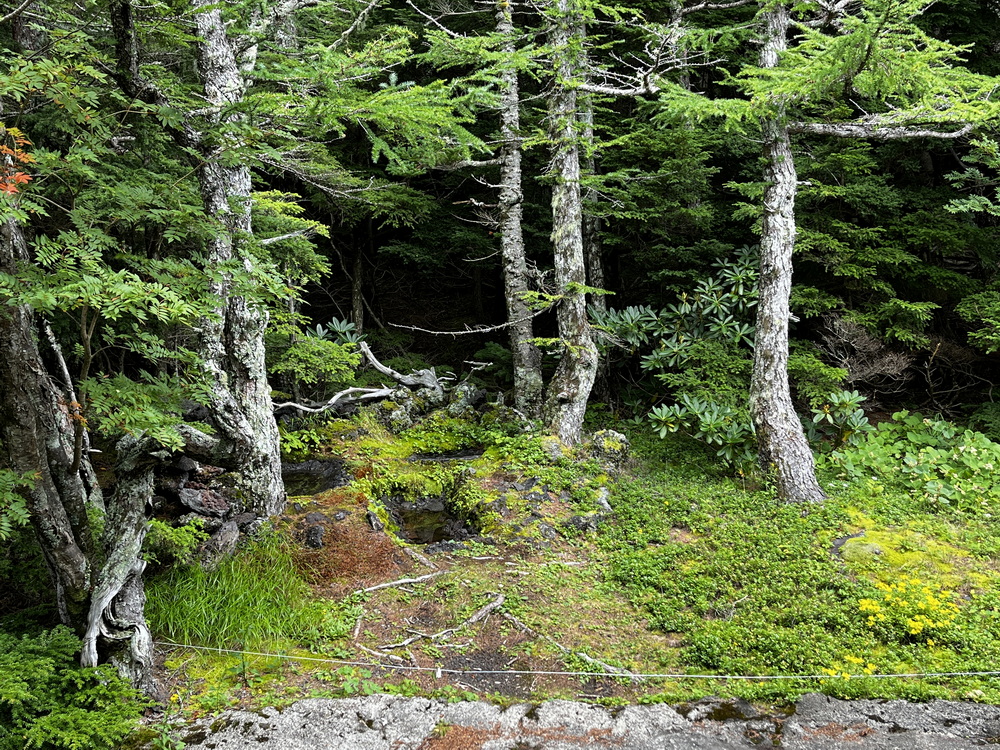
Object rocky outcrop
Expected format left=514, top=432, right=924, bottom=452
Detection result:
left=160, top=693, right=1000, bottom=749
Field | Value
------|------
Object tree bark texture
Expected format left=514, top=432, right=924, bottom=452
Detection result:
left=751, top=2, right=825, bottom=504
left=192, top=0, right=285, bottom=517
left=580, top=93, right=606, bottom=314
left=2, top=30, right=159, bottom=693
left=497, top=0, right=543, bottom=418
left=352, top=246, right=365, bottom=333
left=80, top=436, right=157, bottom=697
left=543, top=0, right=599, bottom=444
left=0, top=211, right=97, bottom=623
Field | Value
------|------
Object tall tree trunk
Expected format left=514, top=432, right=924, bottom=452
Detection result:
left=352, top=245, right=365, bottom=333
left=0, top=209, right=95, bottom=626
left=751, top=2, right=825, bottom=503
left=192, top=1, right=284, bottom=517
left=580, top=89, right=612, bottom=405
left=543, top=0, right=599, bottom=444
left=580, top=93, right=605, bottom=314
left=497, top=0, right=543, bottom=418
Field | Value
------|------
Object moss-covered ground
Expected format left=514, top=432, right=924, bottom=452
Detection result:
left=147, top=405, right=1000, bottom=725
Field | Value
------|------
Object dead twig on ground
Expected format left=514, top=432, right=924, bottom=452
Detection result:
left=381, top=594, right=505, bottom=650
left=354, top=571, right=445, bottom=596
left=501, top=612, right=642, bottom=683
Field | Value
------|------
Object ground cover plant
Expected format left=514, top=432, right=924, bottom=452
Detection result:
left=0, top=626, right=146, bottom=750
left=603, top=423, right=1000, bottom=704
left=141, top=403, right=1000, bottom=741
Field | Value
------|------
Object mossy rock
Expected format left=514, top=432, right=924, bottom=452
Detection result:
left=590, top=429, right=631, bottom=470
left=840, top=540, right=884, bottom=562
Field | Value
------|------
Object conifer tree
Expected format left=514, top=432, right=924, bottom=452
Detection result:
left=741, top=0, right=999, bottom=502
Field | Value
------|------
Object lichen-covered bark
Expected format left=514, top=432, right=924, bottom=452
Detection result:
left=81, top=436, right=156, bottom=696
left=543, top=0, right=599, bottom=444
left=0, top=212, right=96, bottom=622
left=580, top=93, right=605, bottom=315
left=192, top=1, right=284, bottom=516
left=750, top=2, right=825, bottom=504
left=497, top=0, right=543, bottom=418
left=2, top=28, right=159, bottom=694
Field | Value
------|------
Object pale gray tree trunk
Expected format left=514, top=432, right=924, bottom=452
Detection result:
left=543, top=0, right=599, bottom=444
left=497, top=0, right=543, bottom=418
left=80, top=437, right=156, bottom=696
left=580, top=94, right=606, bottom=314
left=110, top=0, right=285, bottom=516
left=192, top=1, right=284, bottom=517
left=750, top=2, right=825, bottom=503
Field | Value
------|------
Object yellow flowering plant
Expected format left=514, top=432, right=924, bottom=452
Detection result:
left=858, top=576, right=959, bottom=644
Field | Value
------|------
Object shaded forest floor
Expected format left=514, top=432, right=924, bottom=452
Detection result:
left=145, top=404, right=1000, bottom=729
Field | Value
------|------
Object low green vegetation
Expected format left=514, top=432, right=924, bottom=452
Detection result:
left=159, top=404, right=1000, bottom=717
left=603, top=420, right=1000, bottom=703
left=0, top=626, right=146, bottom=750
left=146, top=530, right=346, bottom=651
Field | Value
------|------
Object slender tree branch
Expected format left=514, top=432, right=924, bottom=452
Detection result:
left=0, top=0, right=36, bottom=24
left=789, top=121, right=974, bottom=140
left=404, top=0, right=461, bottom=37
left=433, top=158, right=502, bottom=171
left=329, top=0, right=383, bottom=50
left=680, top=0, right=754, bottom=15
left=260, top=228, right=318, bottom=245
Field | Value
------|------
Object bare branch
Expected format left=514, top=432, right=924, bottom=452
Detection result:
left=789, top=121, right=975, bottom=140
left=359, top=342, right=446, bottom=392
left=273, top=386, right=393, bottom=413
left=501, top=611, right=642, bottom=682
left=329, top=0, right=383, bottom=50
left=680, top=0, right=755, bottom=15
left=388, top=308, right=547, bottom=338
left=0, top=0, right=35, bottom=24
left=433, top=158, right=502, bottom=171
left=356, top=571, right=446, bottom=595
left=578, top=81, right=660, bottom=96
left=260, top=228, right=318, bottom=245
left=404, top=0, right=461, bottom=37
left=382, top=594, right=505, bottom=649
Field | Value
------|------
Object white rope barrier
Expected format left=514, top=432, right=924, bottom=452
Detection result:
left=154, top=641, right=1000, bottom=682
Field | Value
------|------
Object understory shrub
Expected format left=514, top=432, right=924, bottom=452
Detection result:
left=824, top=410, right=1000, bottom=515
left=0, top=626, right=144, bottom=750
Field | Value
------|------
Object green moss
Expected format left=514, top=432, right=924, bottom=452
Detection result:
left=842, top=509, right=997, bottom=592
